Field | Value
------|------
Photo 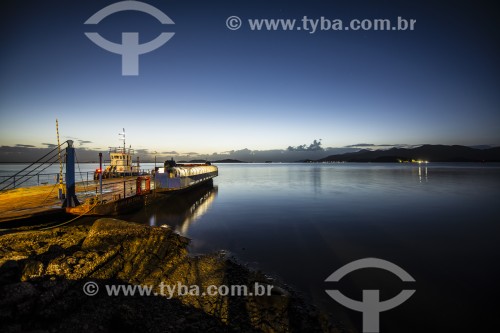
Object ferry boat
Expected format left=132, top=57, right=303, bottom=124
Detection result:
left=94, top=129, right=141, bottom=179
left=71, top=160, right=218, bottom=216
left=68, top=130, right=218, bottom=216
left=94, top=146, right=142, bottom=179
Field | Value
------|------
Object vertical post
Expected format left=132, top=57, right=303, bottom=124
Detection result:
left=123, top=181, right=126, bottom=199
left=136, top=177, right=141, bottom=195
left=154, top=154, right=157, bottom=195
left=62, top=140, right=80, bottom=208
left=99, top=153, right=103, bottom=201
left=56, top=119, right=64, bottom=199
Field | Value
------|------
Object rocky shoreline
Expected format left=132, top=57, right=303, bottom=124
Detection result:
left=0, top=219, right=350, bottom=333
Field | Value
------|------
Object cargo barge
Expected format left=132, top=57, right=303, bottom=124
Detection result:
left=154, top=160, right=218, bottom=193
left=67, top=162, right=218, bottom=216
left=67, top=151, right=217, bottom=216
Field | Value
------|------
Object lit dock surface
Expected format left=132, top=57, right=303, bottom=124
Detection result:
left=0, top=185, right=62, bottom=223
left=0, top=176, right=141, bottom=223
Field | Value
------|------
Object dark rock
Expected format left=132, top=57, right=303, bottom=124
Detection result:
left=21, top=260, right=44, bottom=281
left=0, top=260, right=21, bottom=284
left=0, top=219, right=347, bottom=333
left=0, top=282, right=39, bottom=307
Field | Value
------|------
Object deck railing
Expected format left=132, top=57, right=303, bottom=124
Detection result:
left=0, top=170, right=151, bottom=190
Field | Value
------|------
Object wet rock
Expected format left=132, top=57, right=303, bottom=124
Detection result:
left=0, top=219, right=348, bottom=333
left=21, top=260, right=44, bottom=281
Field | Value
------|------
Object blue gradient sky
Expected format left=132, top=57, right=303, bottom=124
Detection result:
left=1, top=0, right=499, bottom=155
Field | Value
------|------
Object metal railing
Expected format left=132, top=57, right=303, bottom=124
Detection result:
left=77, top=178, right=141, bottom=203
left=0, top=169, right=151, bottom=191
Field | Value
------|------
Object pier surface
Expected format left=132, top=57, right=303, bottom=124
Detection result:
left=0, top=177, right=141, bottom=223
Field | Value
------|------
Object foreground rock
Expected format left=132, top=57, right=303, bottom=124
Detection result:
left=0, top=219, right=349, bottom=333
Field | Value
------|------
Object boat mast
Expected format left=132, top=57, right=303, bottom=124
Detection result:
left=118, top=128, right=128, bottom=171
left=119, top=128, right=126, bottom=153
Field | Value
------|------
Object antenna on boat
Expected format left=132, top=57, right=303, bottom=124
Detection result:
left=119, top=128, right=126, bottom=153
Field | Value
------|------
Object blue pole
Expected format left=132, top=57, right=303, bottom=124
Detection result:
left=99, top=153, right=103, bottom=201
left=62, top=140, right=80, bottom=208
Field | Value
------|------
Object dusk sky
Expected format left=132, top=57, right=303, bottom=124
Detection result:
left=1, top=0, right=499, bottom=159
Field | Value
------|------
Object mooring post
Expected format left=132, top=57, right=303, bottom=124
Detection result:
left=62, top=140, right=80, bottom=208
left=99, top=152, right=103, bottom=201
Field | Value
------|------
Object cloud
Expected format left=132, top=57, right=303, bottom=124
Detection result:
left=287, top=139, right=323, bottom=152
left=41, top=143, right=57, bottom=148
left=197, top=145, right=357, bottom=162
left=0, top=141, right=429, bottom=164
left=344, top=143, right=374, bottom=148
left=0, top=145, right=60, bottom=162
left=15, top=144, right=36, bottom=148
left=135, top=149, right=150, bottom=155
left=343, top=143, right=423, bottom=150
left=61, top=136, right=93, bottom=147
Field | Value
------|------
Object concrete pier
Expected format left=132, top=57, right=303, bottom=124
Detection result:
left=0, top=176, right=141, bottom=223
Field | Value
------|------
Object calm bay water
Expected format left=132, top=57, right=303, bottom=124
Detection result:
left=2, top=162, right=500, bottom=332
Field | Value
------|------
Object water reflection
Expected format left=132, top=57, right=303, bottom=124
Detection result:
left=116, top=163, right=500, bottom=333
left=124, top=185, right=218, bottom=235
left=418, top=165, right=428, bottom=182
left=311, top=166, right=322, bottom=193
left=157, top=185, right=217, bottom=234
left=177, top=186, right=218, bottom=235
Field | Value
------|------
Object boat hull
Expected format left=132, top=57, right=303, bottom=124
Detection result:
left=66, top=178, right=215, bottom=216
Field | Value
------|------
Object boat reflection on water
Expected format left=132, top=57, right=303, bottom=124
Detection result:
left=174, top=185, right=218, bottom=235
left=121, top=184, right=218, bottom=236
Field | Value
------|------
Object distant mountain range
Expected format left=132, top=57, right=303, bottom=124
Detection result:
left=178, top=159, right=245, bottom=163
left=213, top=159, right=246, bottom=163
left=318, top=145, right=500, bottom=162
